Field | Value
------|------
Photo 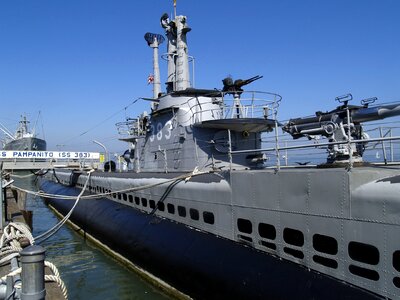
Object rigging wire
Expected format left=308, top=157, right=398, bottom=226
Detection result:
left=58, top=98, right=141, bottom=145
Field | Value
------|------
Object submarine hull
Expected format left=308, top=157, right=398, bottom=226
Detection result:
left=39, top=179, right=381, bottom=300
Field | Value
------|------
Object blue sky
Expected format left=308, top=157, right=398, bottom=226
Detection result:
left=1, top=0, right=399, bottom=153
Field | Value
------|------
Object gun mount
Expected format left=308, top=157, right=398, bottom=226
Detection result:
left=222, top=75, right=263, bottom=95
left=221, top=75, right=263, bottom=119
left=283, top=95, right=400, bottom=164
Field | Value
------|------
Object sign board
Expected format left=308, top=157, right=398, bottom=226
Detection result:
left=0, top=151, right=100, bottom=160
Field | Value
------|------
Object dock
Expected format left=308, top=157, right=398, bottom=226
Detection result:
left=0, top=187, right=66, bottom=299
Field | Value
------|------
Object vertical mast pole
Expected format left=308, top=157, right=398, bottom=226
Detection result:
left=174, top=0, right=177, bottom=18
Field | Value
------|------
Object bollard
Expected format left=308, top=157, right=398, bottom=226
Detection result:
left=20, top=245, right=46, bottom=300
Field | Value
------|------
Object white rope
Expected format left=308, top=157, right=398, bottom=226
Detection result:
left=6, top=168, right=48, bottom=179
left=0, top=222, right=34, bottom=248
left=0, top=222, right=34, bottom=266
left=45, top=261, right=68, bottom=299
left=0, top=267, right=21, bottom=283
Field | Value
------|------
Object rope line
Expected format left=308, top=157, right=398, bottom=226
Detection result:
left=11, top=167, right=210, bottom=201
left=34, top=170, right=94, bottom=243
left=45, top=261, right=68, bottom=299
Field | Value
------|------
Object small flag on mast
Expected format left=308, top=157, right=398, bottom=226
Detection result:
left=147, top=74, right=154, bottom=85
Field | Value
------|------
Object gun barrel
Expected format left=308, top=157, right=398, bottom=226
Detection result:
left=352, top=103, right=400, bottom=123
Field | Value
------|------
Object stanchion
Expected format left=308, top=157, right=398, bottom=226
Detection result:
left=20, top=245, right=46, bottom=300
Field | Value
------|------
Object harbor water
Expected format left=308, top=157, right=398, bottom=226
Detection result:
left=23, top=180, right=171, bottom=300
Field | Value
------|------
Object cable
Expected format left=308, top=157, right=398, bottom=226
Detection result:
left=59, top=98, right=141, bottom=145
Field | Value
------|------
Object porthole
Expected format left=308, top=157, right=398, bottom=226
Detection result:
left=393, top=277, right=400, bottom=289
left=167, top=203, right=175, bottom=214
left=178, top=206, right=186, bottom=217
left=203, top=211, right=215, bottom=225
left=117, top=193, right=122, bottom=200
left=393, top=251, right=400, bottom=272
left=158, top=202, right=165, bottom=211
left=237, top=218, right=252, bottom=234
left=128, top=195, right=133, bottom=203
left=313, top=234, right=338, bottom=255
left=149, top=200, right=155, bottom=209
left=283, top=228, right=304, bottom=247
left=141, top=198, right=148, bottom=207
left=348, top=242, right=379, bottom=265
left=258, top=223, right=276, bottom=240
left=134, top=196, right=140, bottom=205
left=123, top=194, right=127, bottom=201
left=190, top=208, right=199, bottom=221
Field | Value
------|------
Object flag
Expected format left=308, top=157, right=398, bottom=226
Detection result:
left=147, top=74, right=154, bottom=85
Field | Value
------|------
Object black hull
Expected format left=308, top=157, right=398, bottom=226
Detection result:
left=39, top=179, right=381, bottom=300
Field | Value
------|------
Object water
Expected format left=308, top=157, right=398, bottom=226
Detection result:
left=24, top=184, right=171, bottom=300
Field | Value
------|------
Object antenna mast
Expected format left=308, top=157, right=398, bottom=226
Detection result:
left=174, top=0, right=177, bottom=18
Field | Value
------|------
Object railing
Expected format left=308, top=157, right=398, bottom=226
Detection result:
left=189, top=91, right=282, bottom=124
left=115, top=118, right=146, bottom=139
left=228, top=118, right=400, bottom=170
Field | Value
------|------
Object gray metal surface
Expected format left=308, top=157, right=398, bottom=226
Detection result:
left=20, top=245, right=46, bottom=300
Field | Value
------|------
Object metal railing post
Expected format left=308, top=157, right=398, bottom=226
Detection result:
left=390, top=129, right=394, bottom=162
left=379, top=126, right=388, bottom=164
left=346, top=107, right=353, bottom=170
left=228, top=129, right=233, bottom=171
left=274, top=113, right=280, bottom=171
left=20, top=245, right=46, bottom=300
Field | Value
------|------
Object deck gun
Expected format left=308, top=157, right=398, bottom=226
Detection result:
left=282, top=94, right=400, bottom=163
left=222, top=75, right=263, bottom=118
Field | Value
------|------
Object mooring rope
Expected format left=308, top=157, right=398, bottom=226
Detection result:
left=0, top=222, right=68, bottom=299
left=34, top=169, right=94, bottom=243
left=45, top=261, right=68, bottom=299
left=0, top=222, right=34, bottom=266
left=11, top=167, right=209, bottom=201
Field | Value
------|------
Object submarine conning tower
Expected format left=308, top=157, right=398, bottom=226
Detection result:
left=118, top=8, right=281, bottom=173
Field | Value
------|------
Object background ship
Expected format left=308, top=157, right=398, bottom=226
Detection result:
left=37, top=6, right=400, bottom=300
left=1, top=115, right=46, bottom=151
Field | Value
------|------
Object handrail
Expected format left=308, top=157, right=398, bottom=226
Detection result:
left=230, top=136, right=400, bottom=155
left=189, top=91, right=282, bottom=123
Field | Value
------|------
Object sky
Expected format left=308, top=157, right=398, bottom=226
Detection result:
left=1, top=0, right=399, bottom=153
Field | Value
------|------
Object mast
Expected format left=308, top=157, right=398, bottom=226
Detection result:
left=175, top=15, right=191, bottom=91
left=144, top=33, right=165, bottom=100
left=161, top=8, right=191, bottom=92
